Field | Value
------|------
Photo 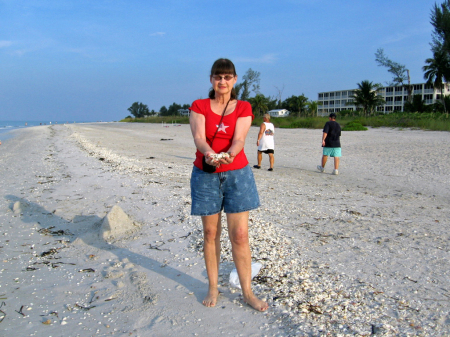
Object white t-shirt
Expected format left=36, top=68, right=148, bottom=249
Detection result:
left=258, top=122, right=274, bottom=151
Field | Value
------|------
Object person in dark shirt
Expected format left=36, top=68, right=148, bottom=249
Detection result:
left=317, top=113, right=341, bottom=175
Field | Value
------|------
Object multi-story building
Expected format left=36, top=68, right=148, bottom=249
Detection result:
left=317, top=83, right=449, bottom=115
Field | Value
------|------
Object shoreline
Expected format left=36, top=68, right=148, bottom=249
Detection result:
left=0, top=122, right=449, bottom=336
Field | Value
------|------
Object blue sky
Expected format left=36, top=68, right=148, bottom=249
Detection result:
left=0, top=0, right=437, bottom=121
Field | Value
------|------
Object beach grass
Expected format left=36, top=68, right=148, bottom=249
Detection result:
left=121, top=112, right=450, bottom=131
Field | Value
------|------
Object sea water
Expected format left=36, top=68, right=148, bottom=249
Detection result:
left=0, top=121, right=89, bottom=142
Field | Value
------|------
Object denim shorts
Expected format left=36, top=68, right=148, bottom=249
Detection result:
left=190, top=165, right=260, bottom=216
left=323, top=147, right=341, bottom=157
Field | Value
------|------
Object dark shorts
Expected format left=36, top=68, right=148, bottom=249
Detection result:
left=258, top=149, right=274, bottom=154
left=190, top=165, right=260, bottom=216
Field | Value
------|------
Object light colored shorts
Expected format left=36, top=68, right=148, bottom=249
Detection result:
left=190, top=165, right=260, bottom=216
left=323, top=147, right=341, bottom=157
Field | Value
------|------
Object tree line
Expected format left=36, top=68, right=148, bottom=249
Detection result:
left=128, top=1, right=450, bottom=119
left=126, top=67, right=323, bottom=119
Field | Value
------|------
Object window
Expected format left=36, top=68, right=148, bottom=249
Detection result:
left=318, top=93, right=323, bottom=99
left=330, top=93, right=334, bottom=97
left=424, top=94, right=433, bottom=100
left=329, top=100, right=334, bottom=105
left=413, top=84, right=423, bottom=90
left=395, top=87, right=403, bottom=92
left=386, top=97, right=393, bottom=102
left=385, top=106, right=393, bottom=112
left=341, top=91, right=348, bottom=97
left=394, top=106, right=402, bottom=111
left=386, top=87, right=394, bottom=92
left=424, top=83, right=433, bottom=90
left=341, top=99, right=346, bottom=105
left=324, top=93, right=329, bottom=98
left=437, top=94, right=441, bottom=99
left=394, top=96, right=402, bottom=102
left=404, top=96, right=409, bottom=101
left=323, top=101, right=329, bottom=106
left=335, top=92, right=341, bottom=97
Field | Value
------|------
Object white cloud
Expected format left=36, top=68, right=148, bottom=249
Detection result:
left=150, top=32, right=166, bottom=37
left=0, top=40, right=12, bottom=48
left=235, top=54, right=277, bottom=64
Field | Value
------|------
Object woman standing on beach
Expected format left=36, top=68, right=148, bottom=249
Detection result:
left=189, top=58, right=268, bottom=311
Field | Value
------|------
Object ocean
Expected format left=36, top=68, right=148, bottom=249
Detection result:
left=0, top=121, right=92, bottom=142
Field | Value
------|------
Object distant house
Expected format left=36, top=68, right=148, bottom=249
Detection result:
left=178, top=109, right=190, bottom=116
left=268, top=109, right=290, bottom=118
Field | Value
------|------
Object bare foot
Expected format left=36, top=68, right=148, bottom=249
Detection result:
left=203, top=288, right=220, bottom=307
left=244, top=294, right=268, bottom=312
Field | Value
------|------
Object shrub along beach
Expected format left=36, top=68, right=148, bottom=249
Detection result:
left=122, top=111, right=450, bottom=132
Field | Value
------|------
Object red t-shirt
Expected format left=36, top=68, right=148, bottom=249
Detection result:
left=189, top=98, right=254, bottom=173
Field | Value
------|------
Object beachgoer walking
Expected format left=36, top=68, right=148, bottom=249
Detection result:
left=253, top=113, right=275, bottom=171
left=189, top=58, right=268, bottom=312
left=317, top=112, right=341, bottom=175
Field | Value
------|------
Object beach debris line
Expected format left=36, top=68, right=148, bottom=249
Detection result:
left=37, top=226, right=72, bottom=236
left=148, top=242, right=169, bottom=251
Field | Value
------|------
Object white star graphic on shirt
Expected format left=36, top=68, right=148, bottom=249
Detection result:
left=216, top=123, right=229, bottom=133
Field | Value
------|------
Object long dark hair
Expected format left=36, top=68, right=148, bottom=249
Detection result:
left=208, top=58, right=237, bottom=100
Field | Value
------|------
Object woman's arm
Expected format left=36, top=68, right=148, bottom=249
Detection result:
left=221, top=115, right=252, bottom=164
left=256, top=123, right=266, bottom=146
left=189, top=111, right=218, bottom=166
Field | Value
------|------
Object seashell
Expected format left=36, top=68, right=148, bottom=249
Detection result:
left=209, top=152, right=230, bottom=161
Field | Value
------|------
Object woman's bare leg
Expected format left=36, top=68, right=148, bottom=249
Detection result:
left=227, top=211, right=268, bottom=312
left=201, top=213, right=222, bottom=307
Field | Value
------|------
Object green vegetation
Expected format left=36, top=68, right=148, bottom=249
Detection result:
left=342, top=121, right=368, bottom=131
left=121, top=112, right=450, bottom=132
left=121, top=116, right=190, bottom=124
left=254, top=112, right=450, bottom=131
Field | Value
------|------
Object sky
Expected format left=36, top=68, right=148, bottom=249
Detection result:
left=0, top=0, right=438, bottom=122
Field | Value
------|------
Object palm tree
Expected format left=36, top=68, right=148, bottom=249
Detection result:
left=350, top=80, right=385, bottom=116
left=307, top=100, right=323, bottom=117
left=249, top=94, right=269, bottom=116
left=423, top=46, right=450, bottom=115
left=404, top=94, right=430, bottom=113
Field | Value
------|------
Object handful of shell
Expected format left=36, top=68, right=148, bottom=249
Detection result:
left=210, top=152, right=230, bottom=161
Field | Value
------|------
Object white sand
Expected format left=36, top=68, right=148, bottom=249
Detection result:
left=0, top=122, right=449, bottom=336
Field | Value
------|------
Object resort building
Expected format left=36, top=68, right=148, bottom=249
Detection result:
left=268, top=109, right=290, bottom=118
left=317, top=82, right=449, bottom=116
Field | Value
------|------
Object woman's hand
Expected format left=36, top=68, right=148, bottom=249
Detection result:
left=204, top=151, right=221, bottom=167
left=217, top=152, right=235, bottom=165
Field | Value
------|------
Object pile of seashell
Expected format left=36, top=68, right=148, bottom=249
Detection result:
left=209, top=152, right=230, bottom=161
left=187, top=213, right=434, bottom=336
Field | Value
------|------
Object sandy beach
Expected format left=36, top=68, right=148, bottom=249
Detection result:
left=1, top=122, right=449, bottom=336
